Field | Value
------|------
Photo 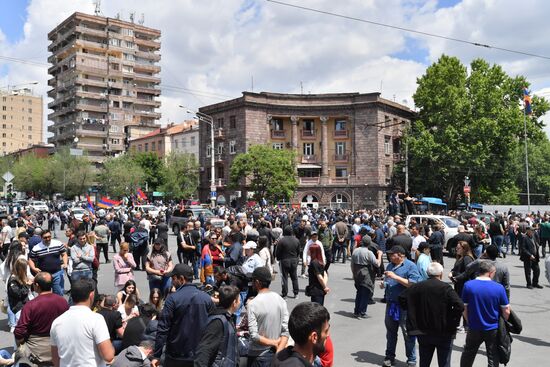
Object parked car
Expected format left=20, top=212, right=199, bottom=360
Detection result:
left=405, top=214, right=460, bottom=248
left=133, top=205, right=161, bottom=219
left=169, top=206, right=224, bottom=233
left=72, top=208, right=89, bottom=221
left=28, top=200, right=49, bottom=212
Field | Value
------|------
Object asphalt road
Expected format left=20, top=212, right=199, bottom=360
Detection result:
left=1, top=228, right=550, bottom=366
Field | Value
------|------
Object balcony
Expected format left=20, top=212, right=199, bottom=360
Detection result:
left=331, top=177, right=349, bottom=184
left=334, top=129, right=349, bottom=138
left=299, top=177, right=320, bottom=185
left=271, top=129, right=286, bottom=139
left=214, top=128, right=225, bottom=140
left=215, top=178, right=227, bottom=187
left=334, top=153, right=349, bottom=162
left=301, top=129, right=316, bottom=139
left=215, top=154, right=225, bottom=163
left=301, top=155, right=318, bottom=164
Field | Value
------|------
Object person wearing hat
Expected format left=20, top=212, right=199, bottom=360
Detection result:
left=351, top=236, right=382, bottom=318
left=381, top=245, right=421, bottom=367
left=242, top=241, right=263, bottom=274
left=152, top=264, right=214, bottom=367
left=247, top=267, right=289, bottom=367
left=415, top=242, right=431, bottom=281
left=520, top=226, right=542, bottom=289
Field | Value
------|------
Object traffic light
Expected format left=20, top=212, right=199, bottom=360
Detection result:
left=6, top=183, right=13, bottom=201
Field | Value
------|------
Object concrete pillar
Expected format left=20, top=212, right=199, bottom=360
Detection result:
left=320, top=116, right=329, bottom=184
left=291, top=115, right=299, bottom=150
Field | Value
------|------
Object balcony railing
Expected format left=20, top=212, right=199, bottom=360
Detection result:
left=334, top=129, right=349, bottom=138
left=215, top=154, right=224, bottom=162
left=299, top=177, right=320, bottom=185
left=332, top=177, right=349, bottom=184
left=301, top=129, right=316, bottom=139
left=334, top=153, right=349, bottom=162
left=215, top=178, right=227, bottom=187
left=301, top=155, right=318, bottom=164
left=214, top=128, right=225, bottom=139
left=271, top=129, right=286, bottom=139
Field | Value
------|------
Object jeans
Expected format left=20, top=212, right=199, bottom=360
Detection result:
left=354, top=286, right=372, bottom=316
left=148, top=275, right=172, bottom=296
left=417, top=335, right=452, bottom=367
left=52, top=269, right=65, bottom=296
left=235, top=290, right=248, bottom=326
left=71, top=269, right=92, bottom=281
left=110, top=233, right=121, bottom=253
left=474, top=244, right=484, bottom=259
left=385, top=305, right=416, bottom=364
left=311, top=294, right=325, bottom=305
left=280, top=258, right=299, bottom=297
left=247, top=349, right=275, bottom=367
left=97, top=242, right=109, bottom=262
left=492, top=235, right=504, bottom=255
left=460, top=329, right=498, bottom=367
left=523, top=259, right=540, bottom=286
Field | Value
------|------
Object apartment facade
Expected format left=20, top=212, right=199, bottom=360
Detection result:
left=198, top=92, right=414, bottom=209
left=128, top=121, right=198, bottom=159
left=1, top=89, right=44, bottom=156
left=47, top=12, right=161, bottom=164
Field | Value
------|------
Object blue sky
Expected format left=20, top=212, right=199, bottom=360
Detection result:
left=0, top=0, right=30, bottom=43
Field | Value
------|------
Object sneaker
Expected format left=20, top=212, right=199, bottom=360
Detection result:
left=353, top=313, right=362, bottom=319
left=407, top=362, right=416, bottom=367
left=527, top=285, right=533, bottom=289
left=382, top=359, right=394, bottom=367
left=294, top=294, right=300, bottom=300
left=534, top=284, right=543, bottom=289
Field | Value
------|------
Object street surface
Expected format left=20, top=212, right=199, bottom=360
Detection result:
left=1, top=229, right=550, bottom=366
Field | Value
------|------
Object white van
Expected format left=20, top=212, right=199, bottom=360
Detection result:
left=405, top=214, right=460, bottom=246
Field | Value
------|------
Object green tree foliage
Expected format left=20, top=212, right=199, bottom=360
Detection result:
left=406, top=55, right=550, bottom=204
left=129, top=152, right=165, bottom=191
left=98, top=155, right=145, bottom=197
left=12, top=154, right=55, bottom=196
left=230, top=144, right=297, bottom=203
left=49, top=148, right=95, bottom=199
left=159, top=152, right=199, bottom=199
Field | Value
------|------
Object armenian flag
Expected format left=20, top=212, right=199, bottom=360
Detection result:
left=97, top=196, right=122, bottom=209
left=136, top=188, right=147, bottom=201
left=524, top=87, right=532, bottom=115
left=86, top=194, right=95, bottom=214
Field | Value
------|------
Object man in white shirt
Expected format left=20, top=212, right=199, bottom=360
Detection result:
left=1, top=219, right=13, bottom=258
left=302, top=232, right=326, bottom=267
left=410, top=225, right=425, bottom=261
left=51, top=278, right=114, bottom=367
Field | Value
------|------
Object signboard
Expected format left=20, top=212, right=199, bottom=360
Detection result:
left=2, top=171, right=14, bottom=183
left=70, top=148, right=83, bottom=156
left=463, top=185, right=471, bottom=193
left=210, top=191, right=217, bottom=198
left=152, top=191, right=165, bottom=197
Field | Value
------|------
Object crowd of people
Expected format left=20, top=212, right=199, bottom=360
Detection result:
left=0, top=202, right=548, bottom=366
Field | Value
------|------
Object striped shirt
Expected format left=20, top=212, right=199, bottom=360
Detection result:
left=29, top=239, right=66, bottom=274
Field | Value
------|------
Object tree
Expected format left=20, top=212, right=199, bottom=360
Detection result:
left=230, top=144, right=297, bottom=203
left=11, top=154, right=55, bottom=196
left=406, top=55, right=550, bottom=205
left=49, top=148, right=95, bottom=199
left=98, top=154, right=145, bottom=197
left=129, top=152, right=166, bottom=191
left=159, top=152, right=199, bottom=199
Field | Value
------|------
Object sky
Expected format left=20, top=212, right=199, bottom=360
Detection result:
left=1, top=0, right=550, bottom=141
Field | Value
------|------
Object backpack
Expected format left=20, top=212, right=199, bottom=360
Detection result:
left=130, top=230, right=149, bottom=250
left=208, top=314, right=238, bottom=367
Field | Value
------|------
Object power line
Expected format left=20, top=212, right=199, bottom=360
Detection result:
left=266, top=0, right=550, bottom=61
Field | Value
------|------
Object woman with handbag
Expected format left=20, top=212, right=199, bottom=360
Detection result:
left=145, top=239, right=173, bottom=297
left=306, top=243, right=329, bottom=305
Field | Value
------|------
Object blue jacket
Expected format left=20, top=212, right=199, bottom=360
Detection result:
left=154, top=284, right=214, bottom=361
left=385, top=259, right=421, bottom=303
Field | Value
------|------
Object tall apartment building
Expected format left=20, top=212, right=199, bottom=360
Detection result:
left=47, top=12, right=161, bottom=164
left=198, top=92, right=414, bottom=209
left=1, top=88, right=44, bottom=156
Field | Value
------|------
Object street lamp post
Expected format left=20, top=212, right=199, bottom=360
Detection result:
left=180, top=106, right=216, bottom=208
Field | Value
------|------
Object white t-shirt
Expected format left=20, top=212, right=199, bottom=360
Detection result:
left=411, top=234, right=425, bottom=261
left=50, top=305, right=111, bottom=367
left=139, top=219, right=151, bottom=233
left=242, top=254, right=264, bottom=273
left=1, top=225, right=13, bottom=244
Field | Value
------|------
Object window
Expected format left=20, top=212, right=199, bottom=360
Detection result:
left=384, top=136, right=391, bottom=155
left=384, top=115, right=390, bottom=127
left=28, top=135, right=32, bottom=139
left=217, top=117, right=224, bottom=129
left=2, top=107, right=5, bottom=111
left=181, top=138, right=187, bottom=147
left=217, top=165, right=225, bottom=180
left=110, top=125, right=120, bottom=133
left=217, top=142, right=224, bottom=155
left=122, top=65, right=133, bottom=73
left=158, top=140, right=162, bottom=149
left=28, top=108, right=32, bottom=113
left=28, top=117, right=32, bottom=122
left=385, top=165, right=391, bottom=181
left=109, top=38, right=121, bottom=47
left=272, top=118, right=283, bottom=131
left=272, top=143, right=284, bottom=150
left=122, top=28, right=134, bottom=36
left=2, top=116, right=5, bottom=120
left=229, top=115, right=236, bottom=129
left=335, top=119, right=346, bottom=131
left=138, top=144, right=142, bottom=152
left=335, top=167, right=348, bottom=177
left=190, top=136, right=196, bottom=146
left=124, top=41, right=135, bottom=49
left=111, top=138, right=120, bottom=145
left=2, top=133, right=5, bottom=138
left=145, top=143, right=149, bottom=151
left=335, top=142, right=346, bottom=155
left=152, top=142, right=156, bottom=151
left=229, top=140, right=236, bottom=154
left=174, top=139, right=178, bottom=149
left=303, top=119, right=314, bottom=131
left=206, top=144, right=212, bottom=157
left=303, top=143, right=314, bottom=156
left=28, top=126, right=32, bottom=131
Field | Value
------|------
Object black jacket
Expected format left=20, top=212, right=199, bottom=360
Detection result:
left=399, top=278, right=464, bottom=337
left=194, top=307, right=237, bottom=367
left=154, top=284, right=214, bottom=361
left=272, top=346, right=313, bottom=367
left=276, top=227, right=300, bottom=261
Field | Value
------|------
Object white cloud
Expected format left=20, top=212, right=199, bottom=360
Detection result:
left=1, top=0, right=550, bottom=141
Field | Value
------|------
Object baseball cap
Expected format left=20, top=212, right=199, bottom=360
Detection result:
left=166, top=263, right=194, bottom=278
left=252, top=267, right=272, bottom=283
left=243, top=241, right=257, bottom=250
left=387, top=245, right=406, bottom=255
left=302, top=215, right=309, bottom=221
left=310, top=231, right=318, bottom=236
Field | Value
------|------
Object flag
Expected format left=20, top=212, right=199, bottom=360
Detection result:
left=136, top=188, right=147, bottom=201
left=524, top=87, right=532, bottom=115
left=97, top=196, right=122, bottom=209
left=86, top=194, right=95, bottom=214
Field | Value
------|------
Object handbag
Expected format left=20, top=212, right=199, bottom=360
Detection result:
left=305, top=285, right=312, bottom=297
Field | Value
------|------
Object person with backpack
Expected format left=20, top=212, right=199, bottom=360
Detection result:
left=194, top=285, right=241, bottom=367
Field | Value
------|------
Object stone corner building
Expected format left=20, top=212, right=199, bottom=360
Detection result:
left=198, top=92, right=414, bottom=209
